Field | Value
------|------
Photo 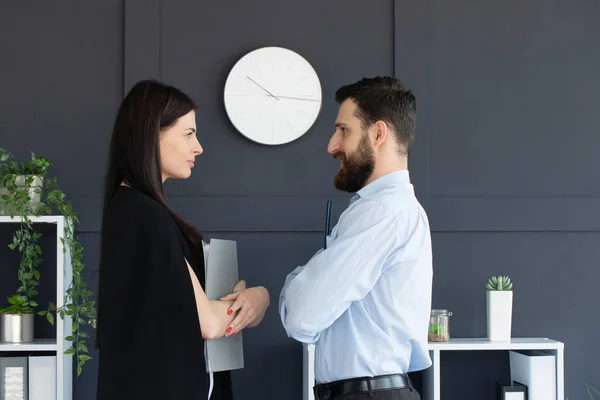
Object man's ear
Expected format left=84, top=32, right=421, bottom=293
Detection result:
left=372, top=120, right=388, bottom=147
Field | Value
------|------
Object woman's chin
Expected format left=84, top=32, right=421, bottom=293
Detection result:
left=164, top=170, right=193, bottom=180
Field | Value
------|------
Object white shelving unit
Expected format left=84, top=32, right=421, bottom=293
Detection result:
left=303, top=337, right=564, bottom=400
left=0, top=215, right=73, bottom=400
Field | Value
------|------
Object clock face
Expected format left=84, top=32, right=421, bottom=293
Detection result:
left=223, top=47, right=323, bottom=146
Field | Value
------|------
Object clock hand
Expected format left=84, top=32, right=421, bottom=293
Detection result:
left=268, top=95, right=320, bottom=102
left=246, top=76, right=280, bottom=101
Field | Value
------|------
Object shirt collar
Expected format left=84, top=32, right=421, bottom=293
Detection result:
left=349, top=170, right=412, bottom=204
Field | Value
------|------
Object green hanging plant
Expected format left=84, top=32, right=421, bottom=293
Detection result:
left=0, top=148, right=97, bottom=376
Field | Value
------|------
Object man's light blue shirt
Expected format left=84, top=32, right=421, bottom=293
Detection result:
left=279, top=170, right=433, bottom=384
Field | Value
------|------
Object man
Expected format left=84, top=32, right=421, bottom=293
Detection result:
left=279, top=76, right=433, bottom=400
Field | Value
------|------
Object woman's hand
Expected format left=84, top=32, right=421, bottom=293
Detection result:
left=220, top=281, right=270, bottom=336
left=231, top=279, right=247, bottom=294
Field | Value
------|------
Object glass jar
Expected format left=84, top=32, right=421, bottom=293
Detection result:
left=428, top=309, right=452, bottom=342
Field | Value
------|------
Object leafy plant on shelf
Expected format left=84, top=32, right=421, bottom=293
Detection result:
left=0, top=148, right=97, bottom=376
left=0, top=294, right=35, bottom=314
left=429, top=323, right=447, bottom=335
left=0, top=150, right=50, bottom=316
left=485, top=276, right=513, bottom=291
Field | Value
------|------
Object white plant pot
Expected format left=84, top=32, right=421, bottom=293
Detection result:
left=486, top=290, right=513, bottom=342
left=0, top=175, right=43, bottom=214
left=0, top=313, right=34, bottom=343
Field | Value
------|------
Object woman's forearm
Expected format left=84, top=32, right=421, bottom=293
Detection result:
left=186, top=259, right=235, bottom=339
left=208, top=299, right=236, bottom=336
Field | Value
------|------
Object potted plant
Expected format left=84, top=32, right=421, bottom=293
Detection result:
left=0, top=166, right=44, bottom=215
left=0, top=148, right=97, bottom=376
left=486, top=275, right=513, bottom=342
left=0, top=150, right=48, bottom=344
left=428, top=309, right=452, bottom=342
left=0, top=295, right=35, bottom=342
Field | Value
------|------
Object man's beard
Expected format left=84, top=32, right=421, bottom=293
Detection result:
left=333, top=135, right=375, bottom=192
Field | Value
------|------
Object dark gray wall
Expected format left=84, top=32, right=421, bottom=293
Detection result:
left=397, top=0, right=600, bottom=398
left=0, top=0, right=598, bottom=399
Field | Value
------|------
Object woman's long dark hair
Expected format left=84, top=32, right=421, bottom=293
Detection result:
left=95, top=79, right=203, bottom=348
left=101, top=79, right=203, bottom=247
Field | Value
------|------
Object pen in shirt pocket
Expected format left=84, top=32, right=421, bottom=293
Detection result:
left=324, top=200, right=332, bottom=249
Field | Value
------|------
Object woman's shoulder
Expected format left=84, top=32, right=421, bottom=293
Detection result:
left=105, top=186, right=175, bottom=232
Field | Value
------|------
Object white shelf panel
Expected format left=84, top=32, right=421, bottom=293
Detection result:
left=0, top=338, right=58, bottom=351
left=0, top=215, right=65, bottom=224
left=427, top=337, right=564, bottom=351
left=303, top=337, right=563, bottom=354
left=303, top=337, right=565, bottom=400
left=0, top=214, right=72, bottom=399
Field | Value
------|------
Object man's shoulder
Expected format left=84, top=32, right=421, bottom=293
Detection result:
left=358, top=190, right=424, bottom=219
left=348, top=192, right=431, bottom=242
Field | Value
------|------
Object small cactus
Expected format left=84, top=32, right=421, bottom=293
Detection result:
left=486, top=276, right=513, bottom=291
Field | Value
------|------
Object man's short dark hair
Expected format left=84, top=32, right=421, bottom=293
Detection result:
left=335, top=76, right=416, bottom=155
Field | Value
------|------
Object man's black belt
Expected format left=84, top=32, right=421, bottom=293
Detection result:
left=314, top=373, right=410, bottom=399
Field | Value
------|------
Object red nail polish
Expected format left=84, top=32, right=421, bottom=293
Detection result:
left=228, top=309, right=233, bottom=315
left=226, top=327, right=232, bottom=333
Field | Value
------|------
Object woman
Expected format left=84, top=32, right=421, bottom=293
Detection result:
left=96, top=80, right=270, bottom=399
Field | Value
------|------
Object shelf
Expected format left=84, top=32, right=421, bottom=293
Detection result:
left=427, top=337, right=564, bottom=351
left=0, top=214, right=72, bottom=399
left=303, top=337, right=565, bottom=400
left=0, top=215, right=65, bottom=224
left=0, top=338, right=57, bottom=351
left=302, top=337, right=564, bottom=354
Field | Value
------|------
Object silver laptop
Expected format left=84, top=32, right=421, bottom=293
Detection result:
left=204, top=239, right=244, bottom=372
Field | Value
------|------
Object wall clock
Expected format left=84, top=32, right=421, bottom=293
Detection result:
left=223, top=46, right=322, bottom=146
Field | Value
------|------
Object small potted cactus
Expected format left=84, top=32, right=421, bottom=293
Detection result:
left=486, top=276, right=513, bottom=342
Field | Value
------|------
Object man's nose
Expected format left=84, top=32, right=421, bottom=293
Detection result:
left=327, top=133, right=339, bottom=155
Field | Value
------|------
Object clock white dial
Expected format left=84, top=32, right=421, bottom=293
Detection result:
left=224, top=46, right=323, bottom=146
